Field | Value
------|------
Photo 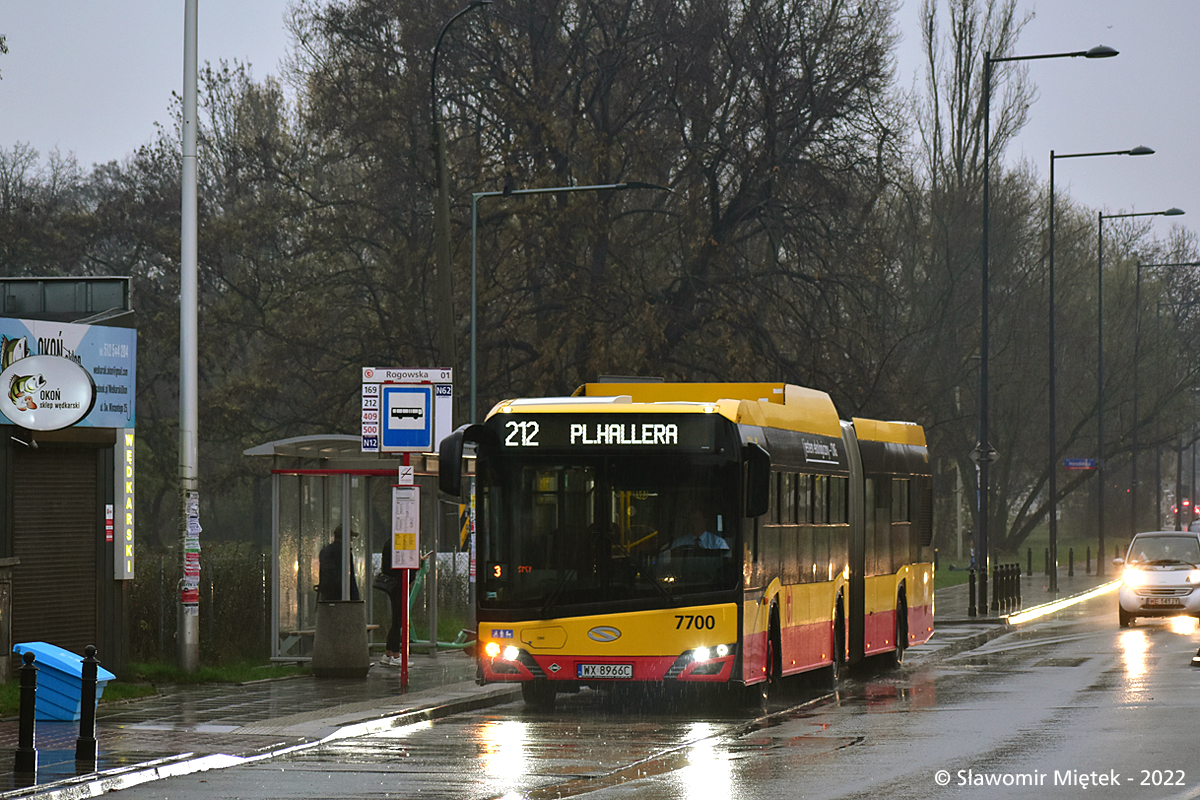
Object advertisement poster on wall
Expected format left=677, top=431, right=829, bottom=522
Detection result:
left=0, top=318, right=136, bottom=429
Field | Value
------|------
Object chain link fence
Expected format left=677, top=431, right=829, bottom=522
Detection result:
left=132, top=544, right=472, bottom=663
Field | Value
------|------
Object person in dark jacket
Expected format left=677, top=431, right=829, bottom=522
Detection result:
left=318, top=525, right=360, bottom=602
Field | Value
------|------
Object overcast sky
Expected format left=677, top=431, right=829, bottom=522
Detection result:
left=1, top=0, right=1197, bottom=243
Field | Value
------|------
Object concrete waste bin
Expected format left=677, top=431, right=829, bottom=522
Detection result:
left=311, top=600, right=370, bottom=678
left=12, top=642, right=115, bottom=721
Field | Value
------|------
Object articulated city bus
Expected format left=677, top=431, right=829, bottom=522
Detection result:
left=439, top=382, right=933, bottom=708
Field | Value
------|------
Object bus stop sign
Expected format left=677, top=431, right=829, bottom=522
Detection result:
left=380, top=384, right=433, bottom=452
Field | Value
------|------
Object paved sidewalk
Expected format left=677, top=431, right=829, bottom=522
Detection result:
left=0, top=651, right=519, bottom=799
left=0, top=568, right=1119, bottom=799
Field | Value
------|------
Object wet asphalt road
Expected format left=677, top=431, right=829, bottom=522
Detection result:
left=107, top=591, right=1200, bottom=800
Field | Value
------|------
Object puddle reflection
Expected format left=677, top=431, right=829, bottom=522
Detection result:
left=478, top=719, right=531, bottom=786
left=1118, top=628, right=1149, bottom=679
left=676, top=722, right=733, bottom=800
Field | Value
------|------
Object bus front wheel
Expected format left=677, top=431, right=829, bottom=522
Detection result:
left=521, top=680, right=557, bottom=710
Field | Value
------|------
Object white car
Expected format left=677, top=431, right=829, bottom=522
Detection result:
left=1115, top=531, right=1200, bottom=627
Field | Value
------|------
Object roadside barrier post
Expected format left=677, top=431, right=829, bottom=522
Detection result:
left=1086, top=547, right=1092, bottom=575
left=968, top=567, right=977, bottom=617
left=1027, top=548, right=1032, bottom=576
left=990, top=564, right=999, bottom=612
left=75, top=645, right=99, bottom=772
left=14, top=650, right=37, bottom=782
left=1068, top=548, right=1075, bottom=577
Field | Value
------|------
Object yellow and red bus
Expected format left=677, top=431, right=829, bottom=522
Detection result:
left=439, top=382, right=933, bottom=708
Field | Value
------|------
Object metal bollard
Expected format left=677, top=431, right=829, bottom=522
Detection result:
left=1015, top=562, right=1022, bottom=606
left=990, top=564, right=1000, bottom=613
left=996, top=564, right=1006, bottom=612
left=968, top=567, right=977, bottom=617
left=1068, top=548, right=1075, bottom=577
left=14, top=650, right=38, bottom=782
left=1027, top=548, right=1033, bottom=576
left=1045, top=548, right=1050, bottom=576
left=76, top=645, right=99, bottom=772
left=998, top=564, right=1008, bottom=612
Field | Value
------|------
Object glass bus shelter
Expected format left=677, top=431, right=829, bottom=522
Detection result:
left=244, top=435, right=440, bottom=661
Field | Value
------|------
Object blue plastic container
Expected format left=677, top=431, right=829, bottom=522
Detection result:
left=12, top=642, right=116, bottom=721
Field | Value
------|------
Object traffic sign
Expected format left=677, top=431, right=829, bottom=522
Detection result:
left=1064, top=458, right=1097, bottom=470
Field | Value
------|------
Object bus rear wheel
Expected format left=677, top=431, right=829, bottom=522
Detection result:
left=829, top=601, right=846, bottom=684
left=889, top=595, right=908, bottom=667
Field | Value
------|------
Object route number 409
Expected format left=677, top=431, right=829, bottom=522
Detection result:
left=675, top=614, right=717, bottom=630
left=504, top=420, right=540, bottom=447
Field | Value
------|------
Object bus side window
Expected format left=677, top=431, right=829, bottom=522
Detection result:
left=814, top=475, right=828, bottom=523
left=798, top=474, right=812, bottom=524
left=768, top=472, right=779, bottom=524
left=892, top=478, right=910, bottom=521
left=781, top=473, right=796, bottom=524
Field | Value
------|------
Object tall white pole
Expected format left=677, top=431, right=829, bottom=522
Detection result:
left=178, top=0, right=200, bottom=672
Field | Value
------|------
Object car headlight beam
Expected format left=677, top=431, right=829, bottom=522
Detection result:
left=1123, top=568, right=1147, bottom=588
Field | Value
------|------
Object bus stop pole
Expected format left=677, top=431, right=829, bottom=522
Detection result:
left=401, top=569, right=409, bottom=690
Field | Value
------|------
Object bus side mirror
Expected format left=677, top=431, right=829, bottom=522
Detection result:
left=439, top=423, right=497, bottom=498
left=439, top=428, right=467, bottom=497
left=744, top=442, right=771, bottom=518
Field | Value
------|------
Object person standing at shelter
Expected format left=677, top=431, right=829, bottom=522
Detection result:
left=318, top=525, right=360, bottom=601
left=375, top=544, right=406, bottom=667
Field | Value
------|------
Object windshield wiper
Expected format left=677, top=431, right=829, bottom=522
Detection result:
left=602, top=529, right=676, bottom=603
left=541, top=570, right=576, bottom=618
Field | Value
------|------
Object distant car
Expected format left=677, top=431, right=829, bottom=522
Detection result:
left=1115, top=530, right=1200, bottom=627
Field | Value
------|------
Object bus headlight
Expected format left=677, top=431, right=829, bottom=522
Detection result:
left=692, top=644, right=733, bottom=663
left=503, top=645, right=521, bottom=662
left=484, top=641, right=501, bottom=658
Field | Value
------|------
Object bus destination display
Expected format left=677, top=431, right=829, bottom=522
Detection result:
left=496, top=414, right=716, bottom=451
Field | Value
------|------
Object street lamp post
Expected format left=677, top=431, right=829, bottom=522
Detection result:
left=1133, top=262, right=1200, bottom=535
left=431, top=1, right=491, bottom=372
left=1097, top=208, right=1185, bottom=569
left=1046, top=146, right=1153, bottom=592
left=469, top=182, right=670, bottom=422
left=976, top=43, right=1117, bottom=615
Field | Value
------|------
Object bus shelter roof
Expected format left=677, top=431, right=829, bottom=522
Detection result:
left=243, top=434, right=364, bottom=459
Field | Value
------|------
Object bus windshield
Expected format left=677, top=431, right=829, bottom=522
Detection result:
left=478, top=454, right=739, bottom=612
